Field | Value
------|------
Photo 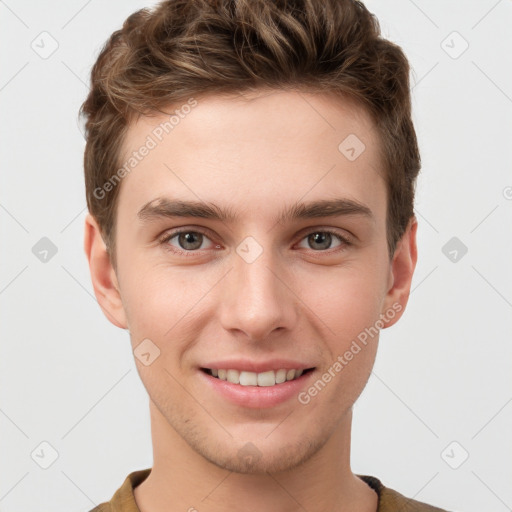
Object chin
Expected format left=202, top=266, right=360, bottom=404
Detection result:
left=195, top=434, right=328, bottom=475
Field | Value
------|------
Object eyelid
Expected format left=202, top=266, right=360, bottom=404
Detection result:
left=158, top=225, right=353, bottom=257
left=158, top=227, right=219, bottom=253
left=294, top=226, right=354, bottom=246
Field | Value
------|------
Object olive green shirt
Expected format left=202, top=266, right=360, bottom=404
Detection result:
left=88, top=468, right=450, bottom=511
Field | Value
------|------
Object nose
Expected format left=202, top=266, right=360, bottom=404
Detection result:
left=218, top=246, right=298, bottom=343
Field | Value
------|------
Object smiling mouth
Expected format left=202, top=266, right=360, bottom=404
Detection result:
left=200, top=367, right=315, bottom=387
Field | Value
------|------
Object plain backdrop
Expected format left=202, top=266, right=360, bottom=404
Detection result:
left=1, top=1, right=511, bottom=511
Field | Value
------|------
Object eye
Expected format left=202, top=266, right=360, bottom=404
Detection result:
left=160, top=230, right=216, bottom=253
left=297, top=230, right=350, bottom=251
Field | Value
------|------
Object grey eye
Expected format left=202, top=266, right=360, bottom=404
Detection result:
left=298, top=232, right=343, bottom=251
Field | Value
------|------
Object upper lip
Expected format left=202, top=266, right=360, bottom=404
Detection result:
left=200, top=359, right=316, bottom=373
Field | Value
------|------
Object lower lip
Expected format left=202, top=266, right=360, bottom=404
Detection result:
left=199, top=370, right=315, bottom=409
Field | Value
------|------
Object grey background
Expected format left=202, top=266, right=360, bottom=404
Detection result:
left=1, top=1, right=511, bottom=511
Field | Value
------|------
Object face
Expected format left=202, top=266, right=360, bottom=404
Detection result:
left=85, top=89, right=416, bottom=474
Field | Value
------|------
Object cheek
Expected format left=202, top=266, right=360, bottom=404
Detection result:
left=325, top=287, right=382, bottom=343
left=301, top=271, right=383, bottom=409
left=119, top=261, right=216, bottom=352
left=299, top=261, right=386, bottom=342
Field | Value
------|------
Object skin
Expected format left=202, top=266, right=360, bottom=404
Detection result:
left=84, top=88, right=417, bottom=512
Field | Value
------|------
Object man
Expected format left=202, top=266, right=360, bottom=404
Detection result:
left=81, top=0, right=449, bottom=510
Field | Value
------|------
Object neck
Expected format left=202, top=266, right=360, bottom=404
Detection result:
left=133, top=401, right=377, bottom=512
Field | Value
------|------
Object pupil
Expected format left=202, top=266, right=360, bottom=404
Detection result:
left=179, top=232, right=202, bottom=250
left=309, top=232, right=331, bottom=250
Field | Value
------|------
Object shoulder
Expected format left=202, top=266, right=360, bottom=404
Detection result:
left=358, top=475, right=451, bottom=512
left=85, top=468, right=152, bottom=512
left=87, top=506, right=110, bottom=512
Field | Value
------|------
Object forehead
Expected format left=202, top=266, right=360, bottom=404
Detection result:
left=123, top=88, right=379, bottom=155
left=117, top=89, right=386, bottom=223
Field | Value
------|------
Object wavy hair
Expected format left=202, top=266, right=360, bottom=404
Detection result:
left=80, top=0, right=420, bottom=268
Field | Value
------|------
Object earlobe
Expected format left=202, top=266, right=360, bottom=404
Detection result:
left=381, top=217, right=418, bottom=328
left=83, top=213, right=128, bottom=329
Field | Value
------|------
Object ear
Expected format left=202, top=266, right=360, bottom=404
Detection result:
left=381, top=217, right=418, bottom=328
left=83, top=213, right=128, bottom=329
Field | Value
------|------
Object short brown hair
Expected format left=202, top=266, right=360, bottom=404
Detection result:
left=80, top=0, right=420, bottom=269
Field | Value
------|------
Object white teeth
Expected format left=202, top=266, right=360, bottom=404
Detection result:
left=257, top=370, right=276, bottom=387
left=226, top=369, right=240, bottom=384
left=275, top=369, right=287, bottom=384
left=208, top=368, right=308, bottom=386
left=239, top=371, right=258, bottom=386
left=286, top=369, right=296, bottom=381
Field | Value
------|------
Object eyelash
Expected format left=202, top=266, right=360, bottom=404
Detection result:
left=158, top=228, right=352, bottom=256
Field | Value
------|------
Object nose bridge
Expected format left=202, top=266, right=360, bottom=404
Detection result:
left=219, top=241, right=296, bottom=340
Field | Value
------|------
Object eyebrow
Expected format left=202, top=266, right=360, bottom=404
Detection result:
left=137, top=197, right=373, bottom=225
